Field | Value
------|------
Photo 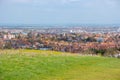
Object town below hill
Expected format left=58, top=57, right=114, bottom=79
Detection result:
left=0, top=26, right=120, bottom=58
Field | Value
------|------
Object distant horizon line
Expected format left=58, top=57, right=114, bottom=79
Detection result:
left=0, top=23, right=120, bottom=26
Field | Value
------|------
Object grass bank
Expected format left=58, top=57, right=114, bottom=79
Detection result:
left=0, top=49, right=120, bottom=80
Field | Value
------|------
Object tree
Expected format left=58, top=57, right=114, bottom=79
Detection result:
left=4, top=41, right=12, bottom=49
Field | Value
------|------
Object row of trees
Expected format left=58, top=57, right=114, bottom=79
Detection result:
left=0, top=32, right=120, bottom=58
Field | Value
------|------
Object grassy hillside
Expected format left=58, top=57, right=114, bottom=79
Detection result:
left=0, top=50, right=120, bottom=80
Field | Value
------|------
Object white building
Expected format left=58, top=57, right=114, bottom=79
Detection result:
left=3, top=34, right=15, bottom=39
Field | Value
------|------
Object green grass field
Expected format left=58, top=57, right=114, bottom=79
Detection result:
left=0, top=50, right=120, bottom=80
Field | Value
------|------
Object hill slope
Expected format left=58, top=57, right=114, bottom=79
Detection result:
left=0, top=50, right=120, bottom=80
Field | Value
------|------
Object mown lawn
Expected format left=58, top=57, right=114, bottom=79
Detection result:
left=0, top=50, right=120, bottom=80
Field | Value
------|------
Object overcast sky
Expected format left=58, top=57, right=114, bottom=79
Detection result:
left=0, top=0, right=120, bottom=25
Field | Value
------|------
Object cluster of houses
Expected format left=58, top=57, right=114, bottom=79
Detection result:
left=41, top=32, right=120, bottom=54
left=0, top=30, right=120, bottom=57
